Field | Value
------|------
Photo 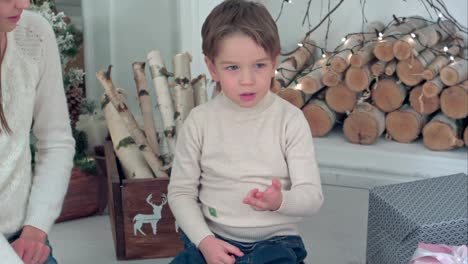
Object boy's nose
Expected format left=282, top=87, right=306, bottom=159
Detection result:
left=239, top=69, right=255, bottom=85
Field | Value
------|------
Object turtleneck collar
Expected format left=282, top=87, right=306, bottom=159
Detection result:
left=217, top=90, right=276, bottom=115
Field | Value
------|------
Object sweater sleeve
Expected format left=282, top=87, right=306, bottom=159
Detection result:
left=0, top=235, right=23, bottom=263
left=23, top=17, right=75, bottom=235
left=168, top=111, right=213, bottom=247
left=276, top=111, right=324, bottom=217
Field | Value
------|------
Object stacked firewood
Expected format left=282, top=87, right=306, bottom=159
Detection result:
left=96, top=51, right=208, bottom=179
left=275, top=16, right=468, bottom=151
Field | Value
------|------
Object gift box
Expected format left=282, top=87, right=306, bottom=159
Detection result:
left=104, top=141, right=183, bottom=260
left=366, top=173, right=468, bottom=264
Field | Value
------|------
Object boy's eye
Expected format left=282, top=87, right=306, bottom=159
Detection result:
left=226, top=65, right=238, bottom=71
left=255, top=63, right=267, bottom=69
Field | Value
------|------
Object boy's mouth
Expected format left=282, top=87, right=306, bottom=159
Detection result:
left=239, top=92, right=256, bottom=101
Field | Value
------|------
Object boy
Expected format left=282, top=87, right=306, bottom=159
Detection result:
left=168, top=0, right=323, bottom=263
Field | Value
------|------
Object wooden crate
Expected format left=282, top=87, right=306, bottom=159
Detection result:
left=104, top=141, right=183, bottom=260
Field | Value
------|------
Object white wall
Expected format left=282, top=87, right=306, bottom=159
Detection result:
left=263, top=0, right=467, bottom=57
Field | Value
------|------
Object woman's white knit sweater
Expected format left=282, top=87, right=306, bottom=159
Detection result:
left=0, top=11, right=75, bottom=262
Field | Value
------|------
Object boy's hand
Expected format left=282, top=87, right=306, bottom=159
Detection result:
left=11, top=225, right=50, bottom=264
left=243, top=179, right=283, bottom=211
left=198, top=235, right=244, bottom=264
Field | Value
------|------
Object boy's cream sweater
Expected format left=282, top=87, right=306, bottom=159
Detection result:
left=168, top=91, right=323, bottom=247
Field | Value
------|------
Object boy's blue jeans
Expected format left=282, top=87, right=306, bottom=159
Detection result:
left=7, top=231, right=58, bottom=264
left=171, top=232, right=307, bottom=264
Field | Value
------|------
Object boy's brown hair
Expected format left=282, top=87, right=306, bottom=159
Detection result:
left=201, top=0, right=281, bottom=62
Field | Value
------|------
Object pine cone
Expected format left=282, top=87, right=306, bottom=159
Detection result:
left=66, top=86, right=83, bottom=128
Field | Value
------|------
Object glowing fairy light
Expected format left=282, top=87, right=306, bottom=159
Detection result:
left=443, top=46, right=449, bottom=52
left=297, top=43, right=303, bottom=47
left=410, top=33, right=416, bottom=38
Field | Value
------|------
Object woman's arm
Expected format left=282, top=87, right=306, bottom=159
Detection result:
left=24, top=16, right=75, bottom=235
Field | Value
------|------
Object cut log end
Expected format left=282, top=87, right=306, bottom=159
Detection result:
left=277, top=89, right=304, bottom=109
left=409, top=86, right=440, bottom=115
left=385, top=111, right=420, bottom=143
left=345, top=67, right=371, bottom=92
left=396, top=59, right=424, bottom=86
left=271, top=79, right=282, bottom=94
left=343, top=112, right=380, bottom=145
left=374, top=42, right=394, bottom=62
left=422, top=69, right=435, bottom=80
left=325, top=83, right=357, bottom=113
left=440, top=85, right=468, bottom=119
left=422, top=122, right=463, bottom=151
left=302, top=104, right=334, bottom=137
left=372, top=79, right=406, bottom=112
left=330, top=57, right=348, bottom=73
left=322, top=71, right=342, bottom=87
left=422, top=82, right=440, bottom=98
left=440, top=67, right=460, bottom=86
left=393, top=40, right=412, bottom=61
left=298, top=77, right=321, bottom=94
left=350, top=55, right=363, bottom=68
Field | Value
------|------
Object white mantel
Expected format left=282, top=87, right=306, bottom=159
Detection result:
left=314, top=129, right=467, bottom=189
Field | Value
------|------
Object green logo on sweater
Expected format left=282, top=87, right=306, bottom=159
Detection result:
left=208, top=207, right=218, bottom=217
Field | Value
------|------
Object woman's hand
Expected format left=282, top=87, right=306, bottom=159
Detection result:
left=198, top=235, right=244, bottom=264
left=243, top=179, right=283, bottom=211
left=11, top=225, right=50, bottom=264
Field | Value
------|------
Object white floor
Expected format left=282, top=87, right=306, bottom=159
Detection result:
left=49, top=185, right=369, bottom=264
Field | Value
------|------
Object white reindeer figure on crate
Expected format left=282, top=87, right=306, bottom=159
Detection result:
left=133, top=193, right=167, bottom=236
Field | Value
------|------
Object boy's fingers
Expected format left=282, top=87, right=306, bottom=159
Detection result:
left=224, top=243, right=244, bottom=257
left=272, top=179, right=281, bottom=189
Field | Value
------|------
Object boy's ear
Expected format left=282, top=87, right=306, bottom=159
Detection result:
left=204, top=56, right=219, bottom=82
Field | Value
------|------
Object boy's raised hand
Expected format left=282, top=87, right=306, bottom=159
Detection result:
left=243, top=179, right=283, bottom=211
left=198, top=235, right=244, bottom=264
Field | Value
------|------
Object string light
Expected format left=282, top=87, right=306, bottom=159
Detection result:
left=341, top=37, right=347, bottom=42
left=322, top=53, right=327, bottom=58
left=449, top=55, right=455, bottom=61
left=378, top=36, right=383, bottom=41
left=297, top=43, right=304, bottom=47
left=410, top=33, right=416, bottom=38
left=443, top=46, right=449, bottom=52
left=378, top=32, right=384, bottom=37
left=438, top=13, right=443, bottom=18
left=275, top=70, right=279, bottom=75
left=285, top=0, right=292, bottom=3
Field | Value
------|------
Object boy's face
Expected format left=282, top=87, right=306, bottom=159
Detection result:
left=205, top=34, right=277, bottom=108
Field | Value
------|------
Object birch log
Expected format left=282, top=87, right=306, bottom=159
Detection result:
left=325, top=82, right=358, bottom=113
left=271, top=79, right=283, bottom=94
left=386, top=105, right=428, bottom=143
left=147, top=50, right=177, bottom=156
left=371, top=77, right=408, bottom=112
left=393, top=21, right=456, bottom=61
left=440, top=49, right=468, bottom=86
left=302, top=99, right=336, bottom=137
left=396, top=48, right=438, bottom=86
left=440, top=81, right=468, bottom=119
left=277, top=87, right=305, bottom=108
left=422, top=40, right=464, bottom=80
left=322, top=69, right=343, bottom=87
left=343, top=102, right=386, bottom=145
left=370, top=60, right=387, bottom=77
left=349, top=21, right=386, bottom=67
left=422, top=76, right=446, bottom=97
left=173, top=52, right=195, bottom=135
left=331, top=21, right=385, bottom=72
left=296, top=58, right=327, bottom=95
left=409, top=85, right=440, bottom=115
left=422, top=113, right=464, bottom=150
left=374, top=16, right=428, bottom=62
left=132, top=62, right=160, bottom=156
left=96, top=67, right=168, bottom=178
left=101, top=92, right=153, bottom=179
left=192, top=74, right=208, bottom=106
left=275, top=38, right=315, bottom=87
left=345, top=64, right=373, bottom=92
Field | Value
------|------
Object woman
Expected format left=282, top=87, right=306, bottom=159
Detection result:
left=0, top=0, right=75, bottom=263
